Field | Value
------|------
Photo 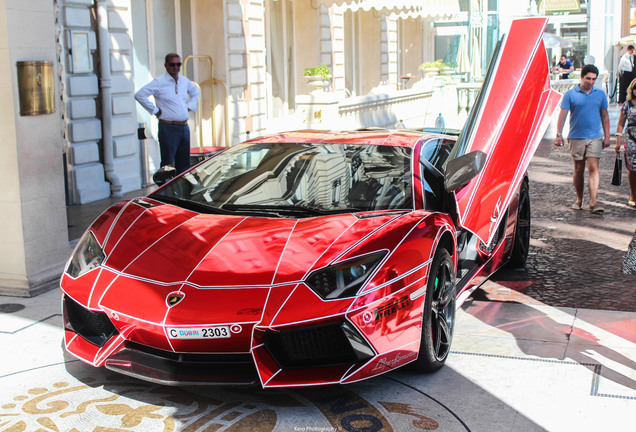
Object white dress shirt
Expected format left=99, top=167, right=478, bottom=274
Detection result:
left=618, top=52, right=635, bottom=73
left=135, top=72, right=200, bottom=122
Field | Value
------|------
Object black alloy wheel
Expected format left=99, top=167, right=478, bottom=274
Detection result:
left=410, top=248, right=456, bottom=372
left=507, top=179, right=531, bottom=268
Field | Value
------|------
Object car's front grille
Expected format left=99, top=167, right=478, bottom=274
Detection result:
left=106, top=343, right=259, bottom=386
left=264, top=322, right=360, bottom=368
left=63, top=295, right=118, bottom=347
left=126, top=341, right=253, bottom=364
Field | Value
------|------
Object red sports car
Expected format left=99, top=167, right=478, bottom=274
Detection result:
left=61, top=18, right=561, bottom=387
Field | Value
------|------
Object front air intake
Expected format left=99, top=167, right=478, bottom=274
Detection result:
left=264, top=321, right=374, bottom=368
left=63, top=295, right=118, bottom=347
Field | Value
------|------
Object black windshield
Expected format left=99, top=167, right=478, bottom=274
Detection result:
left=150, top=142, right=413, bottom=217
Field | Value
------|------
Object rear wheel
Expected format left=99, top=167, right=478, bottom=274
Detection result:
left=508, top=179, right=531, bottom=268
left=411, top=248, right=456, bottom=372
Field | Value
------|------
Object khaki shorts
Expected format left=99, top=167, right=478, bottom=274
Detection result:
left=567, top=138, right=603, bottom=160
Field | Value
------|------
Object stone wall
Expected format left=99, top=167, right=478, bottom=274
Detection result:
left=227, top=0, right=266, bottom=142
left=59, top=0, right=139, bottom=204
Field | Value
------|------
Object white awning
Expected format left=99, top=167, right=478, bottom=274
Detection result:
left=311, top=0, right=460, bottom=20
left=616, top=34, right=636, bottom=47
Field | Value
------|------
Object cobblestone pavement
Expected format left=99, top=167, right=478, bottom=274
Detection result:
left=485, top=135, right=636, bottom=312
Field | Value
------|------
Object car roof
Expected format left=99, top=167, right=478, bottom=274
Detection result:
left=244, top=129, right=432, bottom=149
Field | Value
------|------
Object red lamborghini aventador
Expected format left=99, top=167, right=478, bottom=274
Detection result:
left=61, top=18, right=561, bottom=387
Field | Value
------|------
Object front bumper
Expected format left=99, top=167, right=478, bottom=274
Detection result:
left=63, top=294, right=376, bottom=387
left=104, top=343, right=259, bottom=386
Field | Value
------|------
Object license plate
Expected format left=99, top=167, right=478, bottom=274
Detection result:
left=167, top=326, right=230, bottom=339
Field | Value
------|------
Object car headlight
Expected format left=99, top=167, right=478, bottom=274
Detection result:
left=305, top=251, right=387, bottom=299
left=66, top=232, right=105, bottom=278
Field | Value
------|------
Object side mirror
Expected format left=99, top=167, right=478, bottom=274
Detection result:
left=444, top=150, right=486, bottom=192
left=153, top=166, right=176, bottom=186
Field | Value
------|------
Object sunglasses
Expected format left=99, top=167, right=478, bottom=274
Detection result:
left=168, top=62, right=182, bottom=67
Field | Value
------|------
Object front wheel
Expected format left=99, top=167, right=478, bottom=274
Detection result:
left=410, top=248, right=456, bottom=373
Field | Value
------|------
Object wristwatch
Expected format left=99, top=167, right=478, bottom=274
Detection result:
left=556, top=133, right=562, bottom=137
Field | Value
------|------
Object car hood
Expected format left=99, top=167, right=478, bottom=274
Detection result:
left=90, top=198, right=407, bottom=287
left=448, top=17, right=561, bottom=245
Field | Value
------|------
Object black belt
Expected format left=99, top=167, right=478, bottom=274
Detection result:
left=160, top=120, right=188, bottom=125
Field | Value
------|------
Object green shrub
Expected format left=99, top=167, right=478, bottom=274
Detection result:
left=304, top=64, right=331, bottom=78
left=419, top=59, right=449, bottom=71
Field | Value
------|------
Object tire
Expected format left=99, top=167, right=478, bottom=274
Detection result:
left=507, top=179, right=531, bottom=268
left=410, top=248, right=456, bottom=373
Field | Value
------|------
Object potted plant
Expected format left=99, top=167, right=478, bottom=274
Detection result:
left=304, top=64, right=331, bottom=89
left=440, top=60, right=456, bottom=75
left=419, top=59, right=444, bottom=77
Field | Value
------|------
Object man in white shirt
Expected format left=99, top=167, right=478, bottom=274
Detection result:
left=618, top=45, right=635, bottom=103
left=135, top=53, right=200, bottom=174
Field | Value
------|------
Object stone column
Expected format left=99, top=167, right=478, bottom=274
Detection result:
left=380, top=14, right=388, bottom=83
left=227, top=0, right=266, bottom=143
left=0, top=0, right=71, bottom=296
left=60, top=0, right=139, bottom=204
left=329, top=7, right=345, bottom=94
left=61, top=0, right=109, bottom=204
left=318, top=4, right=334, bottom=92
left=385, top=15, right=398, bottom=87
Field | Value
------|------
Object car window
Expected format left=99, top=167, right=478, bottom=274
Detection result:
left=420, top=139, right=454, bottom=173
left=419, top=138, right=455, bottom=211
left=152, top=142, right=413, bottom=215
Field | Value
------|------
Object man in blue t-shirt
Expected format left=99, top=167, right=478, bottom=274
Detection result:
left=554, top=64, right=610, bottom=213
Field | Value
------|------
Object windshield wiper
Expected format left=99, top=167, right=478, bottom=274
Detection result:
left=150, top=194, right=366, bottom=218
left=150, top=194, right=236, bottom=215
left=221, top=204, right=364, bottom=218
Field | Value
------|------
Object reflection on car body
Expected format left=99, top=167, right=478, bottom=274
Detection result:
left=156, top=143, right=413, bottom=216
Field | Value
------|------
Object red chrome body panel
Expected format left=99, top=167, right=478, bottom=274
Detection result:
left=453, top=17, right=562, bottom=245
left=245, top=130, right=423, bottom=148
left=61, top=18, right=559, bottom=388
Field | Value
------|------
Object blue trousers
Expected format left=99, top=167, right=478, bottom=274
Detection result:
left=158, top=122, right=190, bottom=174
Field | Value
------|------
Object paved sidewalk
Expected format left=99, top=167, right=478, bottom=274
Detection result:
left=0, top=288, right=634, bottom=431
